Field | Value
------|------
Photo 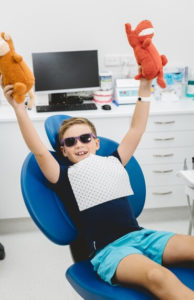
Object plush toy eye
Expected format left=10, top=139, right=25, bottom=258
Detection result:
left=139, top=28, right=154, bottom=37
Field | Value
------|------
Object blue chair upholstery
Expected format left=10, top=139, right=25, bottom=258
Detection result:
left=21, top=114, right=194, bottom=299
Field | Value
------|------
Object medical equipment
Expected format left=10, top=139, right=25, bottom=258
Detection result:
left=115, top=78, right=139, bottom=104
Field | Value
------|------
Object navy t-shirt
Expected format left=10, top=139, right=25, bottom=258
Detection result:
left=50, top=150, right=142, bottom=257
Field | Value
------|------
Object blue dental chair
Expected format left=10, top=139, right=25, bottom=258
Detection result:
left=21, top=114, right=194, bottom=300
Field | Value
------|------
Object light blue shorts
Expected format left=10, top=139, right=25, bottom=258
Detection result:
left=91, top=228, right=175, bottom=285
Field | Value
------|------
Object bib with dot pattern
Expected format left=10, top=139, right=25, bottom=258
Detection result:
left=68, top=154, right=133, bottom=211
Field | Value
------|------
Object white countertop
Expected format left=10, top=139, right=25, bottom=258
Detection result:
left=1, top=98, right=194, bottom=122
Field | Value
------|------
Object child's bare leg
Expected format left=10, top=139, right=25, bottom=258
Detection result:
left=114, top=254, right=194, bottom=300
left=162, top=234, right=194, bottom=265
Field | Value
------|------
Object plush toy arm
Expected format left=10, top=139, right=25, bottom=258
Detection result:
left=161, top=54, right=168, bottom=66
left=12, top=53, right=23, bottom=63
left=142, top=38, right=151, bottom=49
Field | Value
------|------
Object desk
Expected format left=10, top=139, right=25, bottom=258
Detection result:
left=1, top=98, right=194, bottom=219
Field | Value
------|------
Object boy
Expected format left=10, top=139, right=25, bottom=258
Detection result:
left=2, top=74, right=194, bottom=300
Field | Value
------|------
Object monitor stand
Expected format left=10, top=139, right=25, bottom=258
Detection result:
left=48, top=93, right=83, bottom=105
left=48, top=93, right=67, bottom=105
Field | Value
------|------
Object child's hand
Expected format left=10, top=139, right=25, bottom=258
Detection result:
left=0, top=76, right=24, bottom=109
left=138, top=66, right=153, bottom=97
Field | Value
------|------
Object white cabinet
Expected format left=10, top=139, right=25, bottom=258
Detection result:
left=135, top=113, right=194, bottom=208
left=0, top=121, right=30, bottom=218
left=88, top=116, right=130, bottom=142
left=0, top=119, right=51, bottom=219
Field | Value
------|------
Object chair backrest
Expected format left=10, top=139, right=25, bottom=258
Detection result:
left=21, top=151, right=77, bottom=245
left=21, top=114, right=146, bottom=247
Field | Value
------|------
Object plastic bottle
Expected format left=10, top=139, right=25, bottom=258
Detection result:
left=186, top=69, right=194, bottom=98
left=174, top=72, right=183, bottom=99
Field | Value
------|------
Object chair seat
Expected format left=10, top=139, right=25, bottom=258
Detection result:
left=66, top=260, right=155, bottom=300
left=66, top=260, right=194, bottom=300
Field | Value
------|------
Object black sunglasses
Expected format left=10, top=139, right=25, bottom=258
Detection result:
left=61, top=133, right=97, bottom=147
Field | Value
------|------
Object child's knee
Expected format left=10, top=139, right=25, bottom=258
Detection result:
left=147, top=267, right=167, bottom=290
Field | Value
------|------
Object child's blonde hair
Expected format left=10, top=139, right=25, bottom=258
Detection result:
left=58, top=117, right=97, bottom=145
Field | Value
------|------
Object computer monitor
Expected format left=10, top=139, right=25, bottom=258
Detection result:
left=32, top=50, right=100, bottom=96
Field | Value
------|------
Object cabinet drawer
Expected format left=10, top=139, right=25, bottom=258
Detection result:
left=147, top=114, right=194, bottom=132
left=134, top=147, right=194, bottom=165
left=141, top=163, right=183, bottom=186
left=145, top=185, right=186, bottom=208
left=139, top=131, right=194, bottom=149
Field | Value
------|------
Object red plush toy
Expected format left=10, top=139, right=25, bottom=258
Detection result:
left=125, top=20, right=168, bottom=88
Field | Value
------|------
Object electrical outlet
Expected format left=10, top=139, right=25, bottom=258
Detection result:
left=104, top=54, right=136, bottom=67
left=120, top=54, right=136, bottom=66
left=104, top=54, right=121, bottom=66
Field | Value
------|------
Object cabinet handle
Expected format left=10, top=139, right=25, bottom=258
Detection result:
left=152, top=191, right=173, bottom=195
left=154, top=137, right=175, bottom=141
left=152, top=169, right=173, bottom=173
left=154, top=121, right=175, bottom=125
left=153, top=153, right=174, bottom=158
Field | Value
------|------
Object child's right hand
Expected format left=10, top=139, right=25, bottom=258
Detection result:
left=0, top=76, right=24, bottom=109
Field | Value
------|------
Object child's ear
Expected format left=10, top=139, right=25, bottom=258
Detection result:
left=60, top=145, right=67, bottom=157
left=96, top=138, right=100, bottom=151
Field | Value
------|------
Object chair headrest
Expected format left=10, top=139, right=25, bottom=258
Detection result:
left=45, top=114, right=71, bottom=151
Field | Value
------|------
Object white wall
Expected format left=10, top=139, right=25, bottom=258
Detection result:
left=0, top=0, right=194, bottom=71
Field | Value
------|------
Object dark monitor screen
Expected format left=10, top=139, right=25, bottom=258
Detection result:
left=32, top=50, right=100, bottom=94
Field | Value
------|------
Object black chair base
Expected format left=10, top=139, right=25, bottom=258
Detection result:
left=0, top=243, right=5, bottom=260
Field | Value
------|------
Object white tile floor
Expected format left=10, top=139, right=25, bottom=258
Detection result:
left=0, top=206, right=191, bottom=300
left=0, top=219, right=80, bottom=300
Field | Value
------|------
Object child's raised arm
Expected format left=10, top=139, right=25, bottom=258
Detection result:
left=2, top=81, right=60, bottom=184
left=118, top=74, right=152, bottom=166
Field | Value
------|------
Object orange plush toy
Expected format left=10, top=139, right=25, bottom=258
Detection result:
left=125, top=20, right=168, bottom=88
left=0, top=32, right=35, bottom=108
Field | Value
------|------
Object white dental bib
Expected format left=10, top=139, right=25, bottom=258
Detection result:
left=68, top=154, right=133, bottom=211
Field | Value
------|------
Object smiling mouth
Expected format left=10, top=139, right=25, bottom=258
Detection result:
left=75, top=151, right=88, bottom=156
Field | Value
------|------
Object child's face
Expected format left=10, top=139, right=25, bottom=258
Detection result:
left=60, top=124, right=100, bottom=163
